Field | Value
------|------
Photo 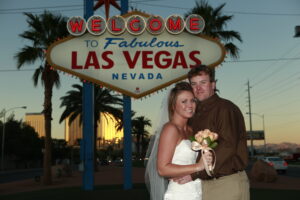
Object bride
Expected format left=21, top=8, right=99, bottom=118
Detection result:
left=145, top=82, right=211, bottom=200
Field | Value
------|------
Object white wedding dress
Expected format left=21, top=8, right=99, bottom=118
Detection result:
left=164, top=139, right=202, bottom=200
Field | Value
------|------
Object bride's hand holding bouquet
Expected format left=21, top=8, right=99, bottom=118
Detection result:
left=190, top=129, right=218, bottom=176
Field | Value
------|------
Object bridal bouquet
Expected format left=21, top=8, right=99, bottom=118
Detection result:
left=190, top=129, right=218, bottom=176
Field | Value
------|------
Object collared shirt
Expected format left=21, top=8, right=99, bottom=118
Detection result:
left=189, top=94, right=248, bottom=180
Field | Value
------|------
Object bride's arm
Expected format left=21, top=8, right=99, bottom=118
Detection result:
left=157, top=124, right=204, bottom=178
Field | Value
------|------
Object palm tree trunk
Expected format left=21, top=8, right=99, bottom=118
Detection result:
left=43, top=66, right=54, bottom=185
left=136, top=134, right=141, bottom=159
left=141, top=134, right=145, bottom=158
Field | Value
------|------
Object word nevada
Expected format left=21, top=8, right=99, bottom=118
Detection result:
left=67, top=14, right=205, bottom=36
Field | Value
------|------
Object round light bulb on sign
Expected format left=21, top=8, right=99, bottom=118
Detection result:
left=146, top=15, right=165, bottom=35
left=67, top=16, right=86, bottom=36
left=185, top=14, right=205, bottom=34
left=107, top=16, right=126, bottom=35
left=87, top=15, right=107, bottom=36
left=126, top=15, right=146, bottom=35
left=165, top=15, right=185, bottom=35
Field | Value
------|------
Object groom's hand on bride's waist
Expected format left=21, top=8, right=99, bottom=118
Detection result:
left=172, top=175, right=193, bottom=184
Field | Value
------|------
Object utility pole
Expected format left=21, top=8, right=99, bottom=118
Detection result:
left=247, top=80, right=254, bottom=157
left=262, top=114, right=266, bottom=154
left=246, top=112, right=267, bottom=155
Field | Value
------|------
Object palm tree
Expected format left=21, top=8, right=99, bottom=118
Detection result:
left=186, top=0, right=242, bottom=59
left=14, top=11, right=69, bottom=185
left=132, top=116, right=152, bottom=159
left=97, top=136, right=105, bottom=149
left=59, top=84, right=123, bottom=169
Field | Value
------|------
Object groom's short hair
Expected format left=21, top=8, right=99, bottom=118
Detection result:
left=188, top=65, right=215, bottom=83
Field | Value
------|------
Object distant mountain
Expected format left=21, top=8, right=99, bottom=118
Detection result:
left=255, top=142, right=300, bottom=153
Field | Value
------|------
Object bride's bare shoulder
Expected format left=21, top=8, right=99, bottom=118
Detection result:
left=162, top=122, right=177, bottom=130
left=161, top=122, right=180, bottom=136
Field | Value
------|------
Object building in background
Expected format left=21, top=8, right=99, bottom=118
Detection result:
left=65, top=114, right=82, bottom=147
left=65, top=113, right=123, bottom=149
left=25, top=113, right=45, bottom=138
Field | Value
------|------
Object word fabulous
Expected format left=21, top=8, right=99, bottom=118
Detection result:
left=67, top=14, right=205, bottom=36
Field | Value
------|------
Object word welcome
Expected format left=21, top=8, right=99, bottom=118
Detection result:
left=67, top=14, right=205, bottom=36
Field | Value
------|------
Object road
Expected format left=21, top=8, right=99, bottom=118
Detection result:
left=285, top=165, right=300, bottom=178
left=0, top=168, right=42, bottom=184
left=0, top=165, right=299, bottom=184
left=246, top=162, right=300, bottom=178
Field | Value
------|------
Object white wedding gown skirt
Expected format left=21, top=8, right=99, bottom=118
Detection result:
left=164, top=140, right=202, bottom=200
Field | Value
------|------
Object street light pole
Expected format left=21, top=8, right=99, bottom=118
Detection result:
left=1, top=111, right=6, bottom=171
left=247, top=81, right=254, bottom=157
left=1, top=106, right=27, bottom=171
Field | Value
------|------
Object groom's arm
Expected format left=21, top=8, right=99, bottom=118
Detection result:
left=172, top=174, right=193, bottom=184
left=173, top=152, right=212, bottom=184
left=190, top=154, right=210, bottom=180
left=191, top=169, right=209, bottom=180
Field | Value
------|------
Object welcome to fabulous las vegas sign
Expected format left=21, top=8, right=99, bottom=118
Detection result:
left=47, top=11, right=225, bottom=98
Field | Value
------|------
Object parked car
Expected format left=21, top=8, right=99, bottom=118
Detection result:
left=100, top=159, right=109, bottom=166
left=113, top=158, right=123, bottom=166
left=262, top=156, right=288, bottom=174
left=292, top=153, right=300, bottom=161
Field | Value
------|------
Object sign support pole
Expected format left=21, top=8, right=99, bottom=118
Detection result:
left=82, top=0, right=94, bottom=191
left=123, top=95, right=132, bottom=190
left=120, top=0, right=132, bottom=190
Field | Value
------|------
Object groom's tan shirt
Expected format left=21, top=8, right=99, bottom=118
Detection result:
left=189, top=94, right=248, bottom=180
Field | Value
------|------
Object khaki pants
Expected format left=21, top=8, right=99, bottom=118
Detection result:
left=202, top=171, right=250, bottom=200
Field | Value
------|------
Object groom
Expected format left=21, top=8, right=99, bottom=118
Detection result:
left=174, top=65, right=250, bottom=200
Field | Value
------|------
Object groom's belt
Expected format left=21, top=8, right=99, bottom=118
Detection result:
left=211, top=170, right=244, bottom=180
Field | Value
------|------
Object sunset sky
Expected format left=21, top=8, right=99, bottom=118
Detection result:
left=1, top=0, right=300, bottom=145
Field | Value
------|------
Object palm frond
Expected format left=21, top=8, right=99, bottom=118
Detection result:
left=32, top=66, right=44, bottom=87
left=59, top=84, right=123, bottom=129
left=52, top=70, right=61, bottom=89
left=215, top=30, right=242, bottom=42
left=214, top=15, right=232, bottom=30
left=14, top=46, right=43, bottom=69
left=186, top=0, right=242, bottom=59
left=224, top=42, right=240, bottom=59
left=212, top=3, right=226, bottom=18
